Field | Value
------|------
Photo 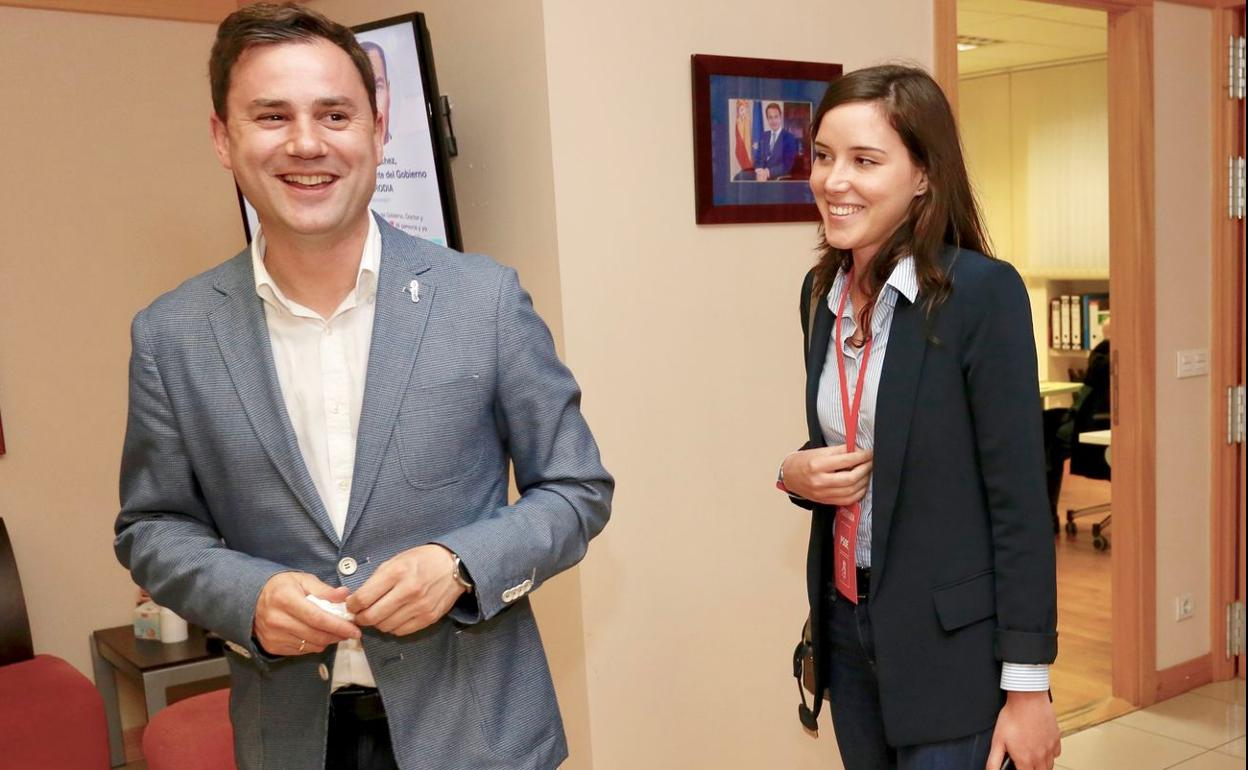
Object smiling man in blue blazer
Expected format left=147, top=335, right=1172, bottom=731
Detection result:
left=114, top=5, right=612, bottom=770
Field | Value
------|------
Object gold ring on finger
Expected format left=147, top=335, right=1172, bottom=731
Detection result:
left=297, top=638, right=307, bottom=654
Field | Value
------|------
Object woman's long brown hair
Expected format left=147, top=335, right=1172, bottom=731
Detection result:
left=810, top=64, right=994, bottom=342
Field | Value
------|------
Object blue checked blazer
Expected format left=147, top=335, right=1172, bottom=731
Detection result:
left=116, top=215, right=613, bottom=770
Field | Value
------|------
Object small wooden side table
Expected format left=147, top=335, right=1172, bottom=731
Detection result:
left=90, top=624, right=229, bottom=767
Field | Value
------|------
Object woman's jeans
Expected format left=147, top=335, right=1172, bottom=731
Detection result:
left=826, top=591, right=996, bottom=770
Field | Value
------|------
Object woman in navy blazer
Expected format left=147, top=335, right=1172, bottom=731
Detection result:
left=776, top=65, right=1060, bottom=770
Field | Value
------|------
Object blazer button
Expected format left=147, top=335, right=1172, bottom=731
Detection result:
left=317, top=663, right=329, bottom=681
left=502, top=589, right=515, bottom=603
left=338, top=557, right=358, bottom=576
left=521, top=579, right=533, bottom=591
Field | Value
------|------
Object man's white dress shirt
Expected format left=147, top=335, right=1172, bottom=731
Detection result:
left=251, top=217, right=380, bottom=690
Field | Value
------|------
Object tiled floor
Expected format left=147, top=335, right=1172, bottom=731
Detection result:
left=119, top=681, right=1244, bottom=769
left=1056, top=678, right=1246, bottom=770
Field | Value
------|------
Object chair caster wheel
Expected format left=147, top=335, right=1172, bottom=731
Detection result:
left=1093, top=535, right=1109, bottom=551
left=1065, top=521, right=1078, bottom=535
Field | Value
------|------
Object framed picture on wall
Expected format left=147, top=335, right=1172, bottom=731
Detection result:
left=691, top=54, right=842, bottom=225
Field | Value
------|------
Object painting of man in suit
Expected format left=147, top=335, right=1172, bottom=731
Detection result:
left=730, top=99, right=808, bottom=183
left=114, top=4, right=612, bottom=769
left=753, top=101, right=799, bottom=180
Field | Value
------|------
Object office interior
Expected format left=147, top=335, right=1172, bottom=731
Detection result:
left=0, top=1, right=1242, bottom=769
left=957, top=0, right=1121, bottom=733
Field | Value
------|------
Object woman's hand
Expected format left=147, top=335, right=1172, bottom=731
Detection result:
left=781, top=445, right=873, bottom=506
left=986, top=691, right=1061, bottom=770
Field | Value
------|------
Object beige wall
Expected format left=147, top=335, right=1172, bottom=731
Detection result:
left=1152, top=0, right=1213, bottom=670
left=539, top=1, right=929, bottom=766
left=0, top=5, right=240, bottom=726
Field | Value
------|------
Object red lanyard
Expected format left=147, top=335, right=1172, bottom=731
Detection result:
left=832, top=270, right=873, bottom=603
left=834, top=270, right=874, bottom=450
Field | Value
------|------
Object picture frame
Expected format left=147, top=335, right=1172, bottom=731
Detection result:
left=691, top=54, right=842, bottom=225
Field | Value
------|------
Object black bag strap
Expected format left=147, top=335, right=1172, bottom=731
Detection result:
left=793, top=617, right=820, bottom=733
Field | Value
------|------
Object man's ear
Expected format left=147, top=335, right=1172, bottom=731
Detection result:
left=373, top=109, right=385, bottom=160
left=210, top=113, right=233, bottom=171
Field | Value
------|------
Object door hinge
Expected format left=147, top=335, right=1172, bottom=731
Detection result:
left=1238, top=384, right=1246, bottom=445
left=1230, top=602, right=1245, bottom=659
left=1231, top=35, right=1246, bottom=100
left=1231, top=156, right=1246, bottom=221
left=1228, top=385, right=1245, bottom=445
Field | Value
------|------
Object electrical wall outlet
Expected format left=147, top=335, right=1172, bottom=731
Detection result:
left=1177, top=349, right=1210, bottom=379
left=1175, top=594, right=1195, bottom=622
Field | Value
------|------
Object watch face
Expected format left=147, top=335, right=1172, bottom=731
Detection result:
left=452, top=556, right=473, bottom=592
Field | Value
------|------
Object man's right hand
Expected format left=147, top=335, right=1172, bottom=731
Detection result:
left=253, top=572, right=360, bottom=656
left=781, top=445, right=873, bottom=506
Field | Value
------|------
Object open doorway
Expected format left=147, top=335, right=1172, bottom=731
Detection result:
left=954, top=0, right=1130, bottom=733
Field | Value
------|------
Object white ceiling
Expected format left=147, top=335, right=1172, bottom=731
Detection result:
left=957, top=0, right=1107, bottom=76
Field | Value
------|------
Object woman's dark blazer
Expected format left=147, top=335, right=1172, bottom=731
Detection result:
left=795, top=247, right=1058, bottom=747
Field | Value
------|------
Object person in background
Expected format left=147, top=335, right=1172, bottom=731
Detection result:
left=115, top=4, right=612, bottom=769
left=775, top=64, right=1060, bottom=770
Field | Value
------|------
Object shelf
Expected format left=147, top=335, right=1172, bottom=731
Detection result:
left=1021, top=269, right=1109, bottom=281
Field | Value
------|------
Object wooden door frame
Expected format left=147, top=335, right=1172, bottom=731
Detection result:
left=1210, top=4, right=1246, bottom=682
left=933, top=0, right=1159, bottom=706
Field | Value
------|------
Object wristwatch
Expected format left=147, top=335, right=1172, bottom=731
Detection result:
left=775, top=462, right=789, bottom=493
left=450, top=553, right=474, bottom=593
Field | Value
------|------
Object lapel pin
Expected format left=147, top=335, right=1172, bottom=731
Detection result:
left=404, top=279, right=420, bottom=303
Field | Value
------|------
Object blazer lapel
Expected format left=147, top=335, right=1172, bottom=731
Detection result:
left=805, top=291, right=834, bottom=447
left=340, top=220, right=434, bottom=543
left=208, top=254, right=339, bottom=545
left=869, top=294, right=927, bottom=584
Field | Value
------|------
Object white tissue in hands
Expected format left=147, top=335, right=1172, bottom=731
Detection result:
left=305, top=594, right=355, bottom=621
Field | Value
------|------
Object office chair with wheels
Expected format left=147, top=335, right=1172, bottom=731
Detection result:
left=1062, top=341, right=1112, bottom=550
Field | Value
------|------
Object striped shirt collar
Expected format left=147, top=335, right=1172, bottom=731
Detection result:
left=828, top=255, right=920, bottom=316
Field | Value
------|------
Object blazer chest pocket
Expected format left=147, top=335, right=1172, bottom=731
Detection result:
left=932, top=569, right=996, bottom=632
left=396, top=378, right=488, bottom=489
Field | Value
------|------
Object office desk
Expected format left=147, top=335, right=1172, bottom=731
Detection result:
left=1079, top=429, right=1111, bottom=446
left=90, top=624, right=228, bottom=767
left=1040, top=380, right=1082, bottom=399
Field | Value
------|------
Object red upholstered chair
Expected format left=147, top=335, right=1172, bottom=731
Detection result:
left=142, top=687, right=237, bottom=770
left=0, top=517, right=110, bottom=769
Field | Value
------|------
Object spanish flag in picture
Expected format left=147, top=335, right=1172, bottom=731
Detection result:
left=732, top=99, right=754, bottom=177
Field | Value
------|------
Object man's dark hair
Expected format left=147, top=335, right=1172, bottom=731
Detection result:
left=765, top=102, right=782, bottom=116
left=209, top=2, right=376, bottom=119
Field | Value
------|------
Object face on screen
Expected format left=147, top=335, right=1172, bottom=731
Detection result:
left=211, top=38, right=384, bottom=245
left=366, top=48, right=391, bottom=142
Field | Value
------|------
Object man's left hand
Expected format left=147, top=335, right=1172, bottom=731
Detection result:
left=756, top=168, right=771, bottom=181
left=346, top=544, right=466, bottom=636
left=986, top=690, right=1061, bottom=770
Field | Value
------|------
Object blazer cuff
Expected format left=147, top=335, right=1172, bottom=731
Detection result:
left=1000, top=662, right=1050, bottom=691
left=995, top=629, right=1058, bottom=664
